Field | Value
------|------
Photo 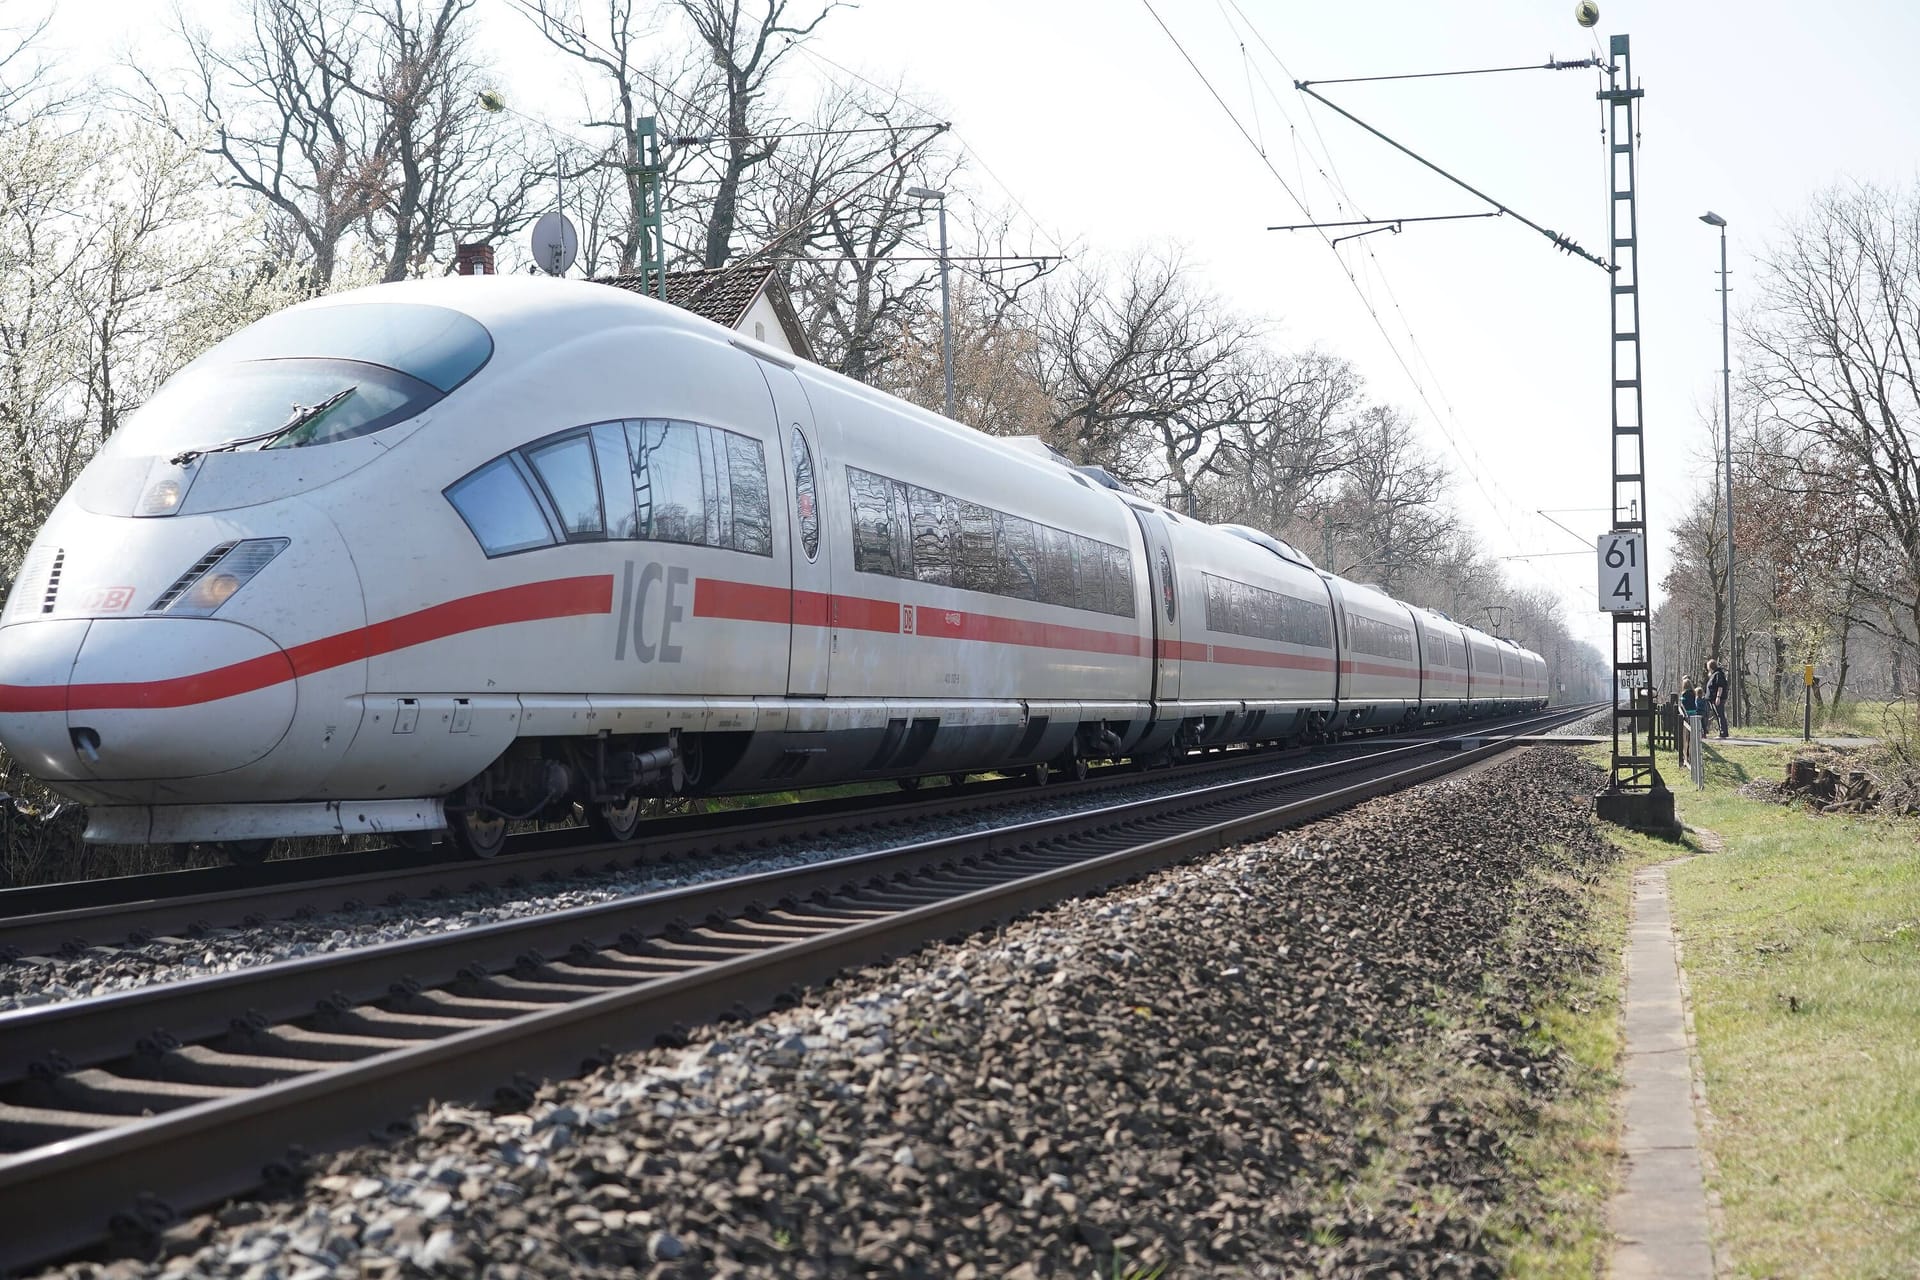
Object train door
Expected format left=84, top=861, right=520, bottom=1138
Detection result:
left=753, top=359, right=832, bottom=696
left=1127, top=507, right=1181, bottom=701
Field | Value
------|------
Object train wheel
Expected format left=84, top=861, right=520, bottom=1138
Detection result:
left=1030, top=762, right=1050, bottom=786
left=589, top=794, right=644, bottom=843
left=897, top=776, right=922, bottom=792
left=448, top=809, right=507, bottom=859
left=948, top=772, right=968, bottom=788
left=394, top=831, right=436, bottom=852
left=218, top=838, right=274, bottom=866
left=1068, top=755, right=1090, bottom=783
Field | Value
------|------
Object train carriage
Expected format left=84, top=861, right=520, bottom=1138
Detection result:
left=1323, top=577, right=1422, bottom=730
left=1408, top=606, right=1471, bottom=722
left=0, top=276, right=1550, bottom=858
left=1134, top=508, right=1339, bottom=753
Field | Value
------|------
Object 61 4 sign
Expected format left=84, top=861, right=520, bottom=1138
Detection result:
left=1596, top=531, right=1648, bottom=613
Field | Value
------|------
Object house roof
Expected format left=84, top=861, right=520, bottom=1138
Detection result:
left=597, top=263, right=770, bottom=328
left=596, top=261, right=813, bottom=360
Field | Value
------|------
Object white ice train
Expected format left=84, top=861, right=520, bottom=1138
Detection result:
left=0, top=279, right=1546, bottom=859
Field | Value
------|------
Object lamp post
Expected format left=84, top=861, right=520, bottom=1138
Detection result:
left=907, top=186, right=954, bottom=419
left=1700, top=211, right=1738, bottom=727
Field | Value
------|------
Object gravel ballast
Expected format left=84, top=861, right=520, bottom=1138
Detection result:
left=45, top=745, right=1616, bottom=1279
left=0, top=751, right=1360, bottom=1011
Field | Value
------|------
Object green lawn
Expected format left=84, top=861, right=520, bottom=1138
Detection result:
left=1606, top=739, right=1920, bottom=1278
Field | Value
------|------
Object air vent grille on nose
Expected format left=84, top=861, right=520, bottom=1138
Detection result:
left=3, top=544, right=53, bottom=622
left=150, top=542, right=238, bottom=613
left=40, top=549, right=64, bottom=614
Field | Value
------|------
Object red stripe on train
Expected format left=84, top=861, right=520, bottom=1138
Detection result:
left=0, top=576, right=614, bottom=714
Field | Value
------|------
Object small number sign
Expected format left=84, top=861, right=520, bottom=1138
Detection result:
left=1597, top=531, right=1648, bottom=613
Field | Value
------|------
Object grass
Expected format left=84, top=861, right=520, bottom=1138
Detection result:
left=1729, top=695, right=1897, bottom=741
left=1590, top=735, right=1920, bottom=1278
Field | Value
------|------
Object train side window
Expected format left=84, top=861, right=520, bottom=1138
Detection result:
left=907, top=485, right=954, bottom=586
left=593, top=423, right=637, bottom=538
left=1036, top=524, right=1075, bottom=608
left=888, top=479, right=913, bottom=576
left=725, top=431, right=772, bottom=555
left=790, top=428, right=820, bottom=562
left=956, top=501, right=999, bottom=595
left=847, top=467, right=897, bottom=575
left=525, top=433, right=604, bottom=539
left=1107, top=544, right=1135, bottom=617
left=1070, top=535, right=1104, bottom=613
left=998, top=514, right=1039, bottom=601
left=704, top=427, right=735, bottom=549
left=626, top=419, right=707, bottom=546
left=445, top=455, right=557, bottom=556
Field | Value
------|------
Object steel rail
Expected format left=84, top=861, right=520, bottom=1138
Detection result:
left=0, top=711, right=1573, bottom=956
left=0, top=707, right=1594, bottom=1271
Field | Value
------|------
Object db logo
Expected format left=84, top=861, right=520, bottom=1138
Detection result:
left=79, top=586, right=135, bottom=612
left=900, top=604, right=915, bottom=635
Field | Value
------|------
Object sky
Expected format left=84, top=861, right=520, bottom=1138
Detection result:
left=40, top=0, right=1920, bottom=652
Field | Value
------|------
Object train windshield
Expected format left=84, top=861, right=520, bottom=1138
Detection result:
left=105, top=302, right=492, bottom=457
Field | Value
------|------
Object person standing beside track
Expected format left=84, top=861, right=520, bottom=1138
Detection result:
left=1705, top=659, right=1730, bottom=739
left=1678, top=679, right=1702, bottom=765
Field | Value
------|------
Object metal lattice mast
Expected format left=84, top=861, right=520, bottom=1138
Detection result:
left=1600, top=34, right=1661, bottom=795
left=633, top=117, right=666, bottom=300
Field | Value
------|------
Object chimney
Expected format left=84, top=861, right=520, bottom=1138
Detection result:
left=454, top=243, right=496, bottom=276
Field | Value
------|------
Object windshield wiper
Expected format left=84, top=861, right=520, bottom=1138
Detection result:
left=170, top=385, right=358, bottom=466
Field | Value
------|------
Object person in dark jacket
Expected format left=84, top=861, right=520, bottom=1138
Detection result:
left=1705, top=659, right=1730, bottom=738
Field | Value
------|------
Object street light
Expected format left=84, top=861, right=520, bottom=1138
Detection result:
left=1700, top=210, right=1738, bottom=727
left=906, top=186, right=954, bottom=419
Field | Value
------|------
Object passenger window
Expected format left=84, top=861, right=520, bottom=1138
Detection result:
left=593, top=423, right=638, bottom=538
left=1107, top=545, right=1134, bottom=617
left=908, top=485, right=954, bottom=585
left=888, top=479, right=913, bottom=575
left=957, top=501, right=998, bottom=594
left=628, top=420, right=706, bottom=546
left=999, top=515, right=1038, bottom=601
left=725, top=432, right=772, bottom=555
left=526, top=434, right=604, bottom=539
left=848, top=467, right=897, bottom=575
left=1071, top=535, right=1105, bottom=612
left=791, top=428, right=820, bottom=561
left=702, top=426, right=732, bottom=549
left=446, top=456, right=556, bottom=556
left=1036, top=525, right=1075, bottom=607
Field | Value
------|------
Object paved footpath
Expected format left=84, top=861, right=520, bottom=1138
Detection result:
left=1609, top=862, right=1716, bottom=1279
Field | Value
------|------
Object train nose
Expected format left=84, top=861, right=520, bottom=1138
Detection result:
left=0, top=617, right=296, bottom=783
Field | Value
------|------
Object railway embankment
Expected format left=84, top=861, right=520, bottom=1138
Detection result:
left=1599, top=735, right=1920, bottom=1278
left=38, top=745, right=1624, bottom=1279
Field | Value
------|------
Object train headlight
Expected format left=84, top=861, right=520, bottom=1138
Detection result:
left=138, top=477, right=185, bottom=516
left=188, top=572, right=243, bottom=611
left=152, top=538, right=290, bottom=616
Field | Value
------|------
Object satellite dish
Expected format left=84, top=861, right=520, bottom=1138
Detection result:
left=530, top=211, right=579, bottom=277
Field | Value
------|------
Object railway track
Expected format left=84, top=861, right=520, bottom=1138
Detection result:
left=0, top=709, right=1578, bottom=958
left=0, top=706, right=1596, bottom=1272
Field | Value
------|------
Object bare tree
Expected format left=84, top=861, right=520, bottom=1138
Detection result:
left=673, top=0, right=840, bottom=267
left=1027, top=251, right=1253, bottom=490
left=149, top=0, right=537, bottom=287
left=1746, top=181, right=1920, bottom=662
left=762, top=84, right=957, bottom=381
left=1307, top=405, right=1456, bottom=594
left=518, top=0, right=713, bottom=273
left=1208, top=348, right=1362, bottom=532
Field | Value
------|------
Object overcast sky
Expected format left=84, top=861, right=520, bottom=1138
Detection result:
left=45, top=0, right=1920, bottom=651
